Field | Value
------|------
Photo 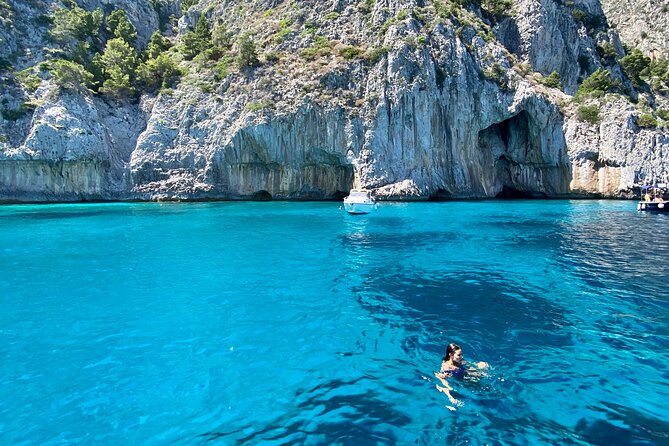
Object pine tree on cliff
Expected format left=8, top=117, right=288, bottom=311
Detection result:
left=98, top=38, right=139, bottom=97
left=106, top=9, right=137, bottom=46
left=237, top=33, right=259, bottom=69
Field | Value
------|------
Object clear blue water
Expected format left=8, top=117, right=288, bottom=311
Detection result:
left=0, top=200, right=668, bottom=445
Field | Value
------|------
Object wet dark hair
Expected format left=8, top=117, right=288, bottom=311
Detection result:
left=442, top=343, right=462, bottom=362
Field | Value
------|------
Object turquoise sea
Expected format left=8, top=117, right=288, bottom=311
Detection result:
left=0, top=200, right=667, bottom=445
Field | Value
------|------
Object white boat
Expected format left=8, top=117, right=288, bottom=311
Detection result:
left=343, top=189, right=377, bottom=214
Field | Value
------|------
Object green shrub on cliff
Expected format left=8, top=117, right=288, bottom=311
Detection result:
left=647, top=57, right=669, bottom=94
left=140, top=53, right=182, bottom=92
left=575, top=69, right=620, bottom=100
left=35, top=14, right=54, bottom=27
left=364, top=46, right=388, bottom=65
left=214, top=56, right=233, bottom=80
left=69, top=41, right=94, bottom=66
left=577, top=105, right=600, bottom=124
left=145, top=31, right=172, bottom=60
left=1, top=106, right=31, bottom=121
left=16, top=67, right=42, bottom=92
left=620, top=49, right=650, bottom=87
left=273, top=26, right=293, bottom=44
left=339, top=46, right=364, bottom=60
left=379, top=16, right=398, bottom=35
left=301, top=35, right=332, bottom=61
left=182, top=0, right=199, bottom=13
left=481, top=0, right=513, bottom=21
left=50, top=5, right=103, bottom=44
left=237, top=33, right=260, bottom=69
left=212, top=21, right=232, bottom=49
left=246, top=100, right=272, bottom=112
left=49, top=4, right=104, bottom=65
left=180, top=14, right=213, bottom=60
left=324, top=12, right=340, bottom=21
left=264, top=51, right=281, bottom=64
left=538, top=71, right=562, bottom=89
left=1, top=99, right=38, bottom=121
left=433, top=1, right=452, bottom=20
left=571, top=8, right=587, bottom=24
left=657, top=109, right=669, bottom=122
left=50, top=59, right=94, bottom=91
left=570, top=8, right=602, bottom=32
left=649, top=58, right=669, bottom=81
left=483, top=63, right=509, bottom=90
left=181, top=32, right=204, bottom=60
left=596, top=42, right=619, bottom=61
left=636, top=114, right=657, bottom=128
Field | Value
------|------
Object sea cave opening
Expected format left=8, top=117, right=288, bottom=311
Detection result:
left=478, top=111, right=547, bottom=198
left=251, top=190, right=273, bottom=201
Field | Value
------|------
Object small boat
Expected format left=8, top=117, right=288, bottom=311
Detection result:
left=636, top=184, right=668, bottom=212
left=638, top=201, right=667, bottom=212
left=343, top=189, right=377, bottom=214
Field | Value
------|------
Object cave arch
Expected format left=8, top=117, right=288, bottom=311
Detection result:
left=478, top=111, right=569, bottom=198
left=251, top=190, right=273, bottom=201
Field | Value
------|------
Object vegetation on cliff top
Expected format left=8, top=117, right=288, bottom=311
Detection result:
left=0, top=0, right=667, bottom=128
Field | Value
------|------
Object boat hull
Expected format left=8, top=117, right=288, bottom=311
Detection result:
left=344, top=202, right=376, bottom=214
left=637, top=201, right=669, bottom=212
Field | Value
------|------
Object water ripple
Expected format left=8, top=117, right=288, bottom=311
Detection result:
left=1, top=201, right=668, bottom=444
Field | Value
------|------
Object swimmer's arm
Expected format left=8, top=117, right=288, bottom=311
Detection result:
left=434, top=371, right=450, bottom=387
left=463, top=361, right=489, bottom=370
left=434, top=372, right=460, bottom=405
left=464, top=361, right=489, bottom=377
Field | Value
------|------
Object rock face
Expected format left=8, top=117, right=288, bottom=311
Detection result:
left=600, top=0, right=669, bottom=60
left=130, top=96, right=354, bottom=200
left=0, top=0, right=667, bottom=202
left=566, top=98, right=669, bottom=196
left=0, top=86, right=144, bottom=201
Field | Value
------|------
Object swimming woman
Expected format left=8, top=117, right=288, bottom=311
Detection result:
left=434, top=343, right=488, bottom=405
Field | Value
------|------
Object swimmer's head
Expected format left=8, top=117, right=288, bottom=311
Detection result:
left=444, top=343, right=463, bottom=365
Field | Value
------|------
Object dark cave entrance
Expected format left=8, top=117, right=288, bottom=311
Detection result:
left=478, top=111, right=548, bottom=198
left=251, top=190, right=273, bottom=201
left=479, top=111, right=531, bottom=158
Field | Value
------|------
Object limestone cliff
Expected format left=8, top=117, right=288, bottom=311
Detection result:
left=600, top=0, right=669, bottom=60
left=0, top=0, right=667, bottom=202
